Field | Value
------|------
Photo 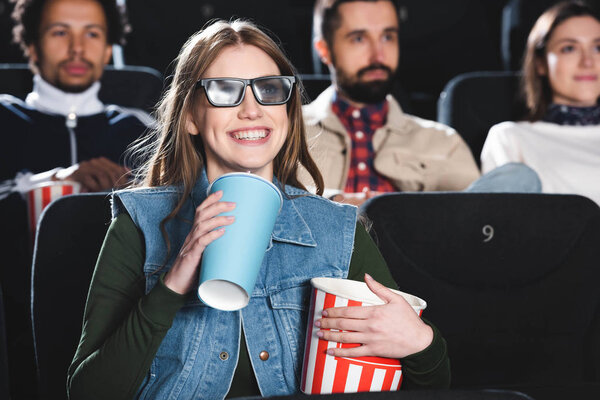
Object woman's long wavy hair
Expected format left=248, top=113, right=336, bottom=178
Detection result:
left=128, top=19, right=324, bottom=256
left=522, top=1, right=600, bottom=121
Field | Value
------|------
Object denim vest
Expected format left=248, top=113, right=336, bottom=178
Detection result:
left=112, top=173, right=357, bottom=399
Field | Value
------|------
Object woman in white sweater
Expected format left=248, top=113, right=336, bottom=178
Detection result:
left=481, top=1, right=600, bottom=206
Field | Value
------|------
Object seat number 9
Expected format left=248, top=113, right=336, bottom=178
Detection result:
left=482, top=225, right=494, bottom=242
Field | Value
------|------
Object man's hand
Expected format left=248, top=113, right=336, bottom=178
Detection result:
left=331, top=188, right=383, bottom=206
left=54, top=157, right=131, bottom=192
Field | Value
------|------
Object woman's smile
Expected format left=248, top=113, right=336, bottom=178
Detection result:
left=574, top=74, right=598, bottom=81
left=228, top=126, right=272, bottom=145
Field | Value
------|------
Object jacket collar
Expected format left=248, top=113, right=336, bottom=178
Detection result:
left=385, top=93, right=407, bottom=129
left=25, top=74, right=104, bottom=116
left=303, top=86, right=346, bottom=137
left=271, top=187, right=317, bottom=247
left=190, top=171, right=316, bottom=248
left=190, top=169, right=211, bottom=207
left=303, top=85, right=408, bottom=136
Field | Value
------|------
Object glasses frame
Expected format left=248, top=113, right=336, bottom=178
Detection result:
left=196, top=75, right=296, bottom=107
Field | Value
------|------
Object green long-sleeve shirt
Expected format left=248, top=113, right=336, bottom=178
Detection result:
left=67, top=214, right=450, bottom=399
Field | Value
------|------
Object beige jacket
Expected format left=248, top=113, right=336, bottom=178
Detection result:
left=300, top=86, right=480, bottom=193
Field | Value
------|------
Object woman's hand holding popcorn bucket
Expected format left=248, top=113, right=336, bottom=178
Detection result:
left=302, top=274, right=430, bottom=394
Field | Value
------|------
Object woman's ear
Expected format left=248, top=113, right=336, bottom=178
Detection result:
left=535, top=56, right=548, bottom=76
left=185, top=112, right=199, bottom=136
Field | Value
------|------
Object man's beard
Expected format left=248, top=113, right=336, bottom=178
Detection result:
left=41, top=58, right=97, bottom=93
left=335, top=63, right=396, bottom=104
left=55, top=79, right=94, bottom=93
left=54, top=60, right=96, bottom=93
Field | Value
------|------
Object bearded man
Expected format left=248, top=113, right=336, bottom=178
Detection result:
left=302, top=0, right=481, bottom=204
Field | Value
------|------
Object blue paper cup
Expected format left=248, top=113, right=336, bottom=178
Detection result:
left=198, top=172, right=283, bottom=311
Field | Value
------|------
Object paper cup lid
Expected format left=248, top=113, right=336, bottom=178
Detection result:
left=310, top=277, right=426, bottom=310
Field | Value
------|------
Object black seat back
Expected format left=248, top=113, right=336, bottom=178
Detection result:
left=0, top=63, right=163, bottom=113
left=437, top=71, right=525, bottom=166
left=500, top=0, right=600, bottom=71
left=300, top=74, right=331, bottom=103
left=360, top=192, right=600, bottom=392
left=0, top=284, right=9, bottom=399
left=31, top=193, right=112, bottom=400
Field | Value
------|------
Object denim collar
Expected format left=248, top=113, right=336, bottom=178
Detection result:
left=271, top=186, right=317, bottom=247
left=190, top=169, right=211, bottom=207
left=190, top=170, right=316, bottom=248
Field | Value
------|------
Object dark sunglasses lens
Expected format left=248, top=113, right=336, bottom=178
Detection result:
left=205, top=79, right=245, bottom=106
left=254, top=77, right=292, bottom=104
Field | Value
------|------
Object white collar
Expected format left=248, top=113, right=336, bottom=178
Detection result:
left=25, top=74, right=104, bottom=116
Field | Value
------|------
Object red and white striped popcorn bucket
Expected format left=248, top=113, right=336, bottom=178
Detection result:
left=26, top=181, right=81, bottom=237
left=301, top=277, right=427, bottom=395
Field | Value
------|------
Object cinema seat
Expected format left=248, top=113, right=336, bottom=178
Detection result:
left=30, top=193, right=112, bottom=400
left=360, top=192, right=600, bottom=399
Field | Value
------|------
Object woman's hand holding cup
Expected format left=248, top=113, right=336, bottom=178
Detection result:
left=163, top=190, right=236, bottom=295
left=315, top=273, right=433, bottom=359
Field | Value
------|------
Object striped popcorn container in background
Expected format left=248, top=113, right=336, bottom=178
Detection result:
left=26, top=181, right=81, bottom=237
left=301, top=277, right=427, bottom=395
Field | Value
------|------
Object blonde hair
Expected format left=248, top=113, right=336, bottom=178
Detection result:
left=129, top=19, right=324, bottom=254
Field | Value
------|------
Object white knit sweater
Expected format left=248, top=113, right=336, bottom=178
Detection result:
left=481, top=121, right=600, bottom=206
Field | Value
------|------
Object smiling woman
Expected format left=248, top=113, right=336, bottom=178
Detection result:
left=540, top=15, right=600, bottom=107
left=481, top=1, right=600, bottom=206
left=66, top=19, right=450, bottom=399
left=525, top=2, right=600, bottom=116
left=185, top=45, right=291, bottom=182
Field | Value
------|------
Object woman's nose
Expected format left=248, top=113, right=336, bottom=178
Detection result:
left=237, top=86, right=263, bottom=119
left=580, top=49, right=596, bottom=67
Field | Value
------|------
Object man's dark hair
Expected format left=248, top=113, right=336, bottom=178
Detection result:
left=313, top=0, right=399, bottom=48
left=11, top=0, right=131, bottom=56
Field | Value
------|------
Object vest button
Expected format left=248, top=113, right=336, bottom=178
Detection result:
left=219, top=351, right=229, bottom=361
left=259, top=351, right=269, bottom=361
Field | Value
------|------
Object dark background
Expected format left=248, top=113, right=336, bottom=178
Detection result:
left=2, top=0, right=598, bottom=119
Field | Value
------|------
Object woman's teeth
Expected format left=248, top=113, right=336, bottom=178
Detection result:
left=232, top=130, right=267, bottom=140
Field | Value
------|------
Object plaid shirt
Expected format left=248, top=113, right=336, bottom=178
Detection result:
left=331, top=94, right=395, bottom=193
